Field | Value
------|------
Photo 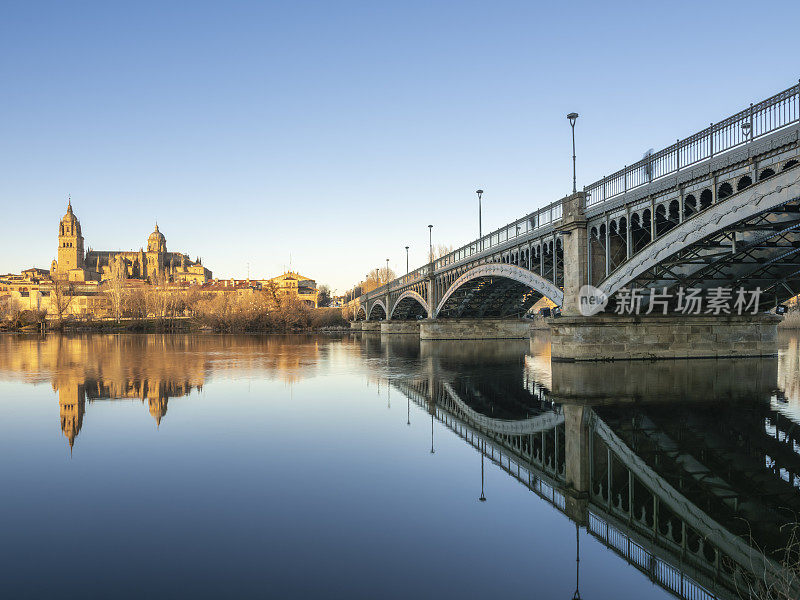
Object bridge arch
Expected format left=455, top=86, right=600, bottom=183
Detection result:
left=356, top=306, right=366, bottom=321
left=434, top=263, right=564, bottom=318
left=389, top=290, right=429, bottom=320
left=367, top=299, right=387, bottom=320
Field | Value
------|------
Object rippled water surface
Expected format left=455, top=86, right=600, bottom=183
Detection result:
left=2, top=332, right=800, bottom=599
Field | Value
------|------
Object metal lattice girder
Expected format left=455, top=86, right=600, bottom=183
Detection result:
left=600, top=165, right=800, bottom=307
left=437, top=276, right=543, bottom=318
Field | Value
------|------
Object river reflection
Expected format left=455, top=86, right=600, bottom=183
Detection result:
left=1, top=332, right=800, bottom=599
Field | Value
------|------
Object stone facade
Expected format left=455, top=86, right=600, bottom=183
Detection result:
left=51, top=202, right=212, bottom=284
left=420, top=318, right=531, bottom=340
left=380, top=320, right=420, bottom=334
left=550, top=314, right=781, bottom=361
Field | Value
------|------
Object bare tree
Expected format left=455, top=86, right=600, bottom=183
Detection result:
left=433, top=244, right=454, bottom=260
left=102, top=267, right=126, bottom=322
left=363, top=268, right=396, bottom=291
left=50, top=277, right=75, bottom=328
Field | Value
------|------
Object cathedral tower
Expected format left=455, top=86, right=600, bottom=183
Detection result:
left=56, top=200, right=85, bottom=274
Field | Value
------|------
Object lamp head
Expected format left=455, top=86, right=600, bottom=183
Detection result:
left=476, top=189, right=484, bottom=198
left=567, top=112, right=579, bottom=126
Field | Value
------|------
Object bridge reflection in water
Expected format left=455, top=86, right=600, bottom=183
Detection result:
left=371, top=333, right=800, bottom=600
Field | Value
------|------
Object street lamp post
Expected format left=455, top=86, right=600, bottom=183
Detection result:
left=405, top=246, right=409, bottom=274
left=567, top=112, right=579, bottom=194
left=385, top=258, right=389, bottom=284
left=428, top=225, right=433, bottom=263
left=476, top=189, right=484, bottom=239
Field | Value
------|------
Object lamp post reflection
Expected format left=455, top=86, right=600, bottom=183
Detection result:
left=479, top=443, right=487, bottom=502
left=430, top=412, right=435, bottom=454
left=573, top=524, right=582, bottom=600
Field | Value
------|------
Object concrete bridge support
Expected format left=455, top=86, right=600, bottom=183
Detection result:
left=563, top=404, right=589, bottom=525
left=559, top=192, right=588, bottom=316
left=361, top=321, right=382, bottom=333
left=350, top=322, right=362, bottom=331
left=419, top=318, right=531, bottom=340
left=380, top=321, right=420, bottom=334
left=550, top=314, right=780, bottom=361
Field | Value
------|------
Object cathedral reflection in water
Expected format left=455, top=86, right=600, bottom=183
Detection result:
left=0, top=334, right=334, bottom=449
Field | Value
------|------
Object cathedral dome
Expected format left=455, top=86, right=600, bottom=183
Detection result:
left=59, top=200, right=81, bottom=237
left=147, top=224, right=167, bottom=253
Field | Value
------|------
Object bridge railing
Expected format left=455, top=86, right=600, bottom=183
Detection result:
left=585, top=81, right=800, bottom=206
left=357, top=81, right=800, bottom=306
left=433, top=198, right=563, bottom=271
left=361, top=196, right=564, bottom=302
left=363, top=264, right=429, bottom=301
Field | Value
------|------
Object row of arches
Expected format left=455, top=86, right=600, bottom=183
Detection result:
left=589, top=158, right=799, bottom=283
left=360, top=263, right=562, bottom=321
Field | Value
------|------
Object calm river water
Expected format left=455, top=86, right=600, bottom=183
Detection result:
left=1, top=332, right=799, bottom=599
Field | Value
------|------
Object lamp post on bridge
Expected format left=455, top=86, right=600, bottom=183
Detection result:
left=476, top=189, right=484, bottom=239
left=405, top=246, right=409, bottom=274
left=567, top=112, right=579, bottom=194
left=428, top=224, right=433, bottom=263
left=385, top=258, right=389, bottom=284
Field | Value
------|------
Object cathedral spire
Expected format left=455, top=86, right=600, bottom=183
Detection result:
left=67, top=195, right=72, bottom=213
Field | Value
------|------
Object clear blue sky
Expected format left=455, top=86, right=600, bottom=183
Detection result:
left=2, top=1, right=798, bottom=293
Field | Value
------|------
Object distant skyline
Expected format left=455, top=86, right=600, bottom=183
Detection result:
left=2, top=1, right=799, bottom=293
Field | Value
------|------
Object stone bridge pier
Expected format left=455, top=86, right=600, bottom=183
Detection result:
left=552, top=190, right=782, bottom=361
left=562, top=404, right=590, bottom=525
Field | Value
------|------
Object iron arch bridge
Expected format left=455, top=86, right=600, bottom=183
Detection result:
left=352, top=83, right=800, bottom=320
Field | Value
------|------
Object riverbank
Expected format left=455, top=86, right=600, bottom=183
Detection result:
left=0, top=307, right=350, bottom=333
left=779, top=311, right=800, bottom=329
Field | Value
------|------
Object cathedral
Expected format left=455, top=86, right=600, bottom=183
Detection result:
left=51, top=201, right=212, bottom=284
